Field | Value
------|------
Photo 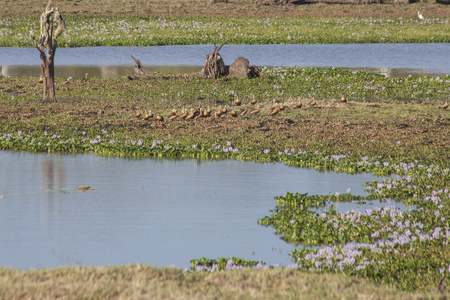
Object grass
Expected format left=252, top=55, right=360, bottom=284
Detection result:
left=0, top=15, right=449, bottom=47
left=1, top=67, right=449, bottom=163
left=0, top=265, right=443, bottom=299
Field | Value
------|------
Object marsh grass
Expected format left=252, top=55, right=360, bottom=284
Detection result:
left=0, top=265, right=441, bottom=299
left=1, top=15, right=448, bottom=47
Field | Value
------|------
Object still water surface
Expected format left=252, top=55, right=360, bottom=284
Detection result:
left=0, top=151, right=409, bottom=269
left=1, top=43, right=449, bottom=79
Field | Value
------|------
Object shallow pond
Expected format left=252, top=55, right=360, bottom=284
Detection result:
left=0, top=151, right=411, bottom=269
left=1, top=43, right=449, bottom=79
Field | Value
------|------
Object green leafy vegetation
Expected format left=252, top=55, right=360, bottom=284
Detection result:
left=190, top=257, right=265, bottom=271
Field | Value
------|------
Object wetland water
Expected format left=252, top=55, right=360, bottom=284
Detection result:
left=1, top=43, right=449, bottom=79
left=0, top=151, right=409, bottom=270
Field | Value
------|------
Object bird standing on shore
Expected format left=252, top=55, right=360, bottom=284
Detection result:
left=270, top=105, right=279, bottom=116
left=418, top=12, right=424, bottom=20
left=240, top=107, right=248, bottom=116
left=251, top=105, right=260, bottom=114
left=179, top=107, right=188, bottom=119
left=235, top=96, right=241, bottom=106
left=62, top=77, right=72, bottom=85
left=81, top=73, right=89, bottom=83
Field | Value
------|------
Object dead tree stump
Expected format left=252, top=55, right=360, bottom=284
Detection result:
left=29, top=0, right=66, bottom=102
left=131, top=36, right=264, bottom=80
left=229, top=57, right=264, bottom=79
left=131, top=55, right=153, bottom=77
left=202, top=37, right=236, bottom=79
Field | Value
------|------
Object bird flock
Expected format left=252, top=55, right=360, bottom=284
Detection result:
left=132, top=95, right=349, bottom=122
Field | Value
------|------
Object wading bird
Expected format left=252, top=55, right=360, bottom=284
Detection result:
left=418, top=12, right=424, bottom=20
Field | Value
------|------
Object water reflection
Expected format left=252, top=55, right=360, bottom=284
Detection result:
left=0, top=151, right=408, bottom=269
left=0, top=65, right=439, bottom=80
left=0, top=65, right=203, bottom=80
left=1, top=43, right=449, bottom=79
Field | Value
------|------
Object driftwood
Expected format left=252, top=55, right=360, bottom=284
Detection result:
left=131, top=37, right=264, bottom=80
left=29, top=0, right=66, bottom=102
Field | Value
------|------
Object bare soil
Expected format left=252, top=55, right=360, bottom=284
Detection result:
left=2, top=0, right=449, bottom=19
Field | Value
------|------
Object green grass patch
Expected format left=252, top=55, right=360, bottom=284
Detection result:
left=0, top=15, right=449, bottom=47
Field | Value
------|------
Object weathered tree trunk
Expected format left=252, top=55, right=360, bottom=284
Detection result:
left=202, top=37, right=236, bottom=79
left=30, top=0, right=66, bottom=102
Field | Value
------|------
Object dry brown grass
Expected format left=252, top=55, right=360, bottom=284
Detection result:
left=2, top=0, right=450, bottom=19
left=0, top=265, right=441, bottom=299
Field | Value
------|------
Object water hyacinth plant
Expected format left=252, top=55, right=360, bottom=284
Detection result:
left=0, top=15, right=449, bottom=47
left=190, top=257, right=265, bottom=272
left=258, top=163, right=450, bottom=291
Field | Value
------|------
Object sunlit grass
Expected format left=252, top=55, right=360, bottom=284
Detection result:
left=1, top=265, right=428, bottom=299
